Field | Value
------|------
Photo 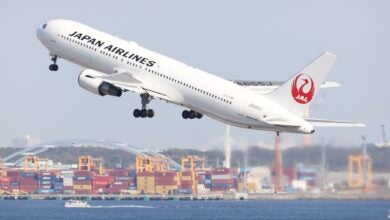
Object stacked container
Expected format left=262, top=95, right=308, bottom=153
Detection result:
left=137, top=172, right=155, bottom=194
left=211, top=168, right=235, bottom=192
left=19, top=172, right=38, bottom=193
left=37, top=171, right=57, bottom=194
left=73, top=170, right=93, bottom=194
left=155, top=171, right=179, bottom=195
left=92, top=176, right=110, bottom=194
left=6, top=170, right=21, bottom=192
left=179, top=171, right=196, bottom=194
left=61, top=170, right=74, bottom=194
left=204, top=172, right=212, bottom=190
left=296, top=163, right=317, bottom=187
left=128, top=170, right=137, bottom=190
left=53, top=177, right=64, bottom=194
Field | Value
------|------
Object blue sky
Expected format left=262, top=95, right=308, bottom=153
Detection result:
left=0, top=0, right=389, bottom=149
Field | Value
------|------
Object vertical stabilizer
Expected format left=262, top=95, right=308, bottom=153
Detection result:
left=265, top=52, right=336, bottom=117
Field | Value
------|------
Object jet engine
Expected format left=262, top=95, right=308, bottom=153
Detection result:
left=78, top=69, right=122, bottom=97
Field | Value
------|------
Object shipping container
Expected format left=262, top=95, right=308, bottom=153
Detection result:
left=73, top=185, right=92, bottom=190
left=174, top=189, right=192, bottom=194
left=39, top=171, right=57, bottom=176
left=74, top=170, right=94, bottom=177
left=63, top=178, right=73, bottom=186
left=73, top=176, right=91, bottom=181
left=37, top=189, right=54, bottom=194
left=137, top=172, right=154, bottom=177
left=107, top=169, right=130, bottom=177
left=20, top=172, right=38, bottom=178
left=211, top=174, right=232, bottom=180
left=63, top=189, right=74, bottom=194
left=73, top=180, right=91, bottom=185
left=73, top=189, right=92, bottom=194
left=6, top=171, right=21, bottom=177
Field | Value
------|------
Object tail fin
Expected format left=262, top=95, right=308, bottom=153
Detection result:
left=265, top=52, right=337, bottom=117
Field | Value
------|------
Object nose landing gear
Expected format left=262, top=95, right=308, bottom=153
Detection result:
left=49, top=55, right=59, bottom=71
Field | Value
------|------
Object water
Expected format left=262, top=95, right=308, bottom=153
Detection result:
left=0, top=200, right=389, bottom=220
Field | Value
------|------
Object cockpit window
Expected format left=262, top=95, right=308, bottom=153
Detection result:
left=42, top=23, right=47, bottom=29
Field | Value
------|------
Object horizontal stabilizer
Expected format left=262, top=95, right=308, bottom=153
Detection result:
left=305, top=118, right=365, bottom=127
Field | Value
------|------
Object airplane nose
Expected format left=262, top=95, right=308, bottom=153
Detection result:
left=36, top=28, right=44, bottom=40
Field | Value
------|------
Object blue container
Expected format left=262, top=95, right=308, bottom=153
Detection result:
left=73, top=176, right=91, bottom=181
left=54, top=189, right=63, bottom=194
left=11, top=181, right=20, bottom=186
left=21, top=172, right=38, bottom=178
left=38, top=180, right=53, bottom=185
left=211, top=183, right=230, bottom=188
left=128, top=171, right=137, bottom=178
left=54, top=186, right=64, bottom=190
left=38, top=176, right=57, bottom=181
left=37, top=189, right=54, bottom=194
left=115, top=176, right=132, bottom=181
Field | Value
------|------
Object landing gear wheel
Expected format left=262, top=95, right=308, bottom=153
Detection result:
left=140, top=109, right=147, bottom=118
left=182, top=110, right=202, bottom=119
left=49, top=64, right=58, bottom=71
left=188, top=110, right=196, bottom=119
left=133, top=109, right=141, bottom=118
left=147, top=109, right=154, bottom=118
left=182, top=110, right=189, bottom=119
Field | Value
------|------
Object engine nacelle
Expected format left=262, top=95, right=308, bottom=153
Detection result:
left=78, top=69, right=122, bottom=97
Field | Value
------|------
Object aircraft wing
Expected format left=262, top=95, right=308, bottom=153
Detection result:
left=305, top=118, right=365, bottom=127
left=88, top=70, right=174, bottom=102
left=231, top=80, right=340, bottom=94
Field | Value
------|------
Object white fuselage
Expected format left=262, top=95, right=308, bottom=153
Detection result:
left=36, top=19, right=314, bottom=134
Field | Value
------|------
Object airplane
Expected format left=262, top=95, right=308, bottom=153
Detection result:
left=36, top=19, right=363, bottom=135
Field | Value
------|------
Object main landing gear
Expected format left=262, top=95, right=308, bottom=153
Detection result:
left=133, top=93, right=154, bottom=118
left=49, top=55, right=59, bottom=71
left=182, top=110, right=203, bottom=119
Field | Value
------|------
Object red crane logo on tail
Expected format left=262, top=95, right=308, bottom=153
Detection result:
left=291, top=74, right=315, bottom=104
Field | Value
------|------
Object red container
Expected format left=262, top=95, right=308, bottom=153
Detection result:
left=74, top=170, right=94, bottom=177
left=39, top=171, right=57, bottom=176
left=212, top=168, right=230, bottom=175
left=156, top=180, right=177, bottom=186
left=73, top=189, right=92, bottom=194
left=20, top=185, right=37, bottom=193
left=181, top=171, right=194, bottom=176
left=92, top=176, right=111, bottom=186
left=107, top=169, right=129, bottom=177
left=63, top=186, right=73, bottom=190
left=103, top=187, right=121, bottom=194
left=9, top=177, right=20, bottom=182
left=73, top=180, right=91, bottom=185
left=137, top=172, right=154, bottom=177
left=20, top=178, right=38, bottom=186
left=6, top=171, right=21, bottom=177
left=155, top=171, right=178, bottom=177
